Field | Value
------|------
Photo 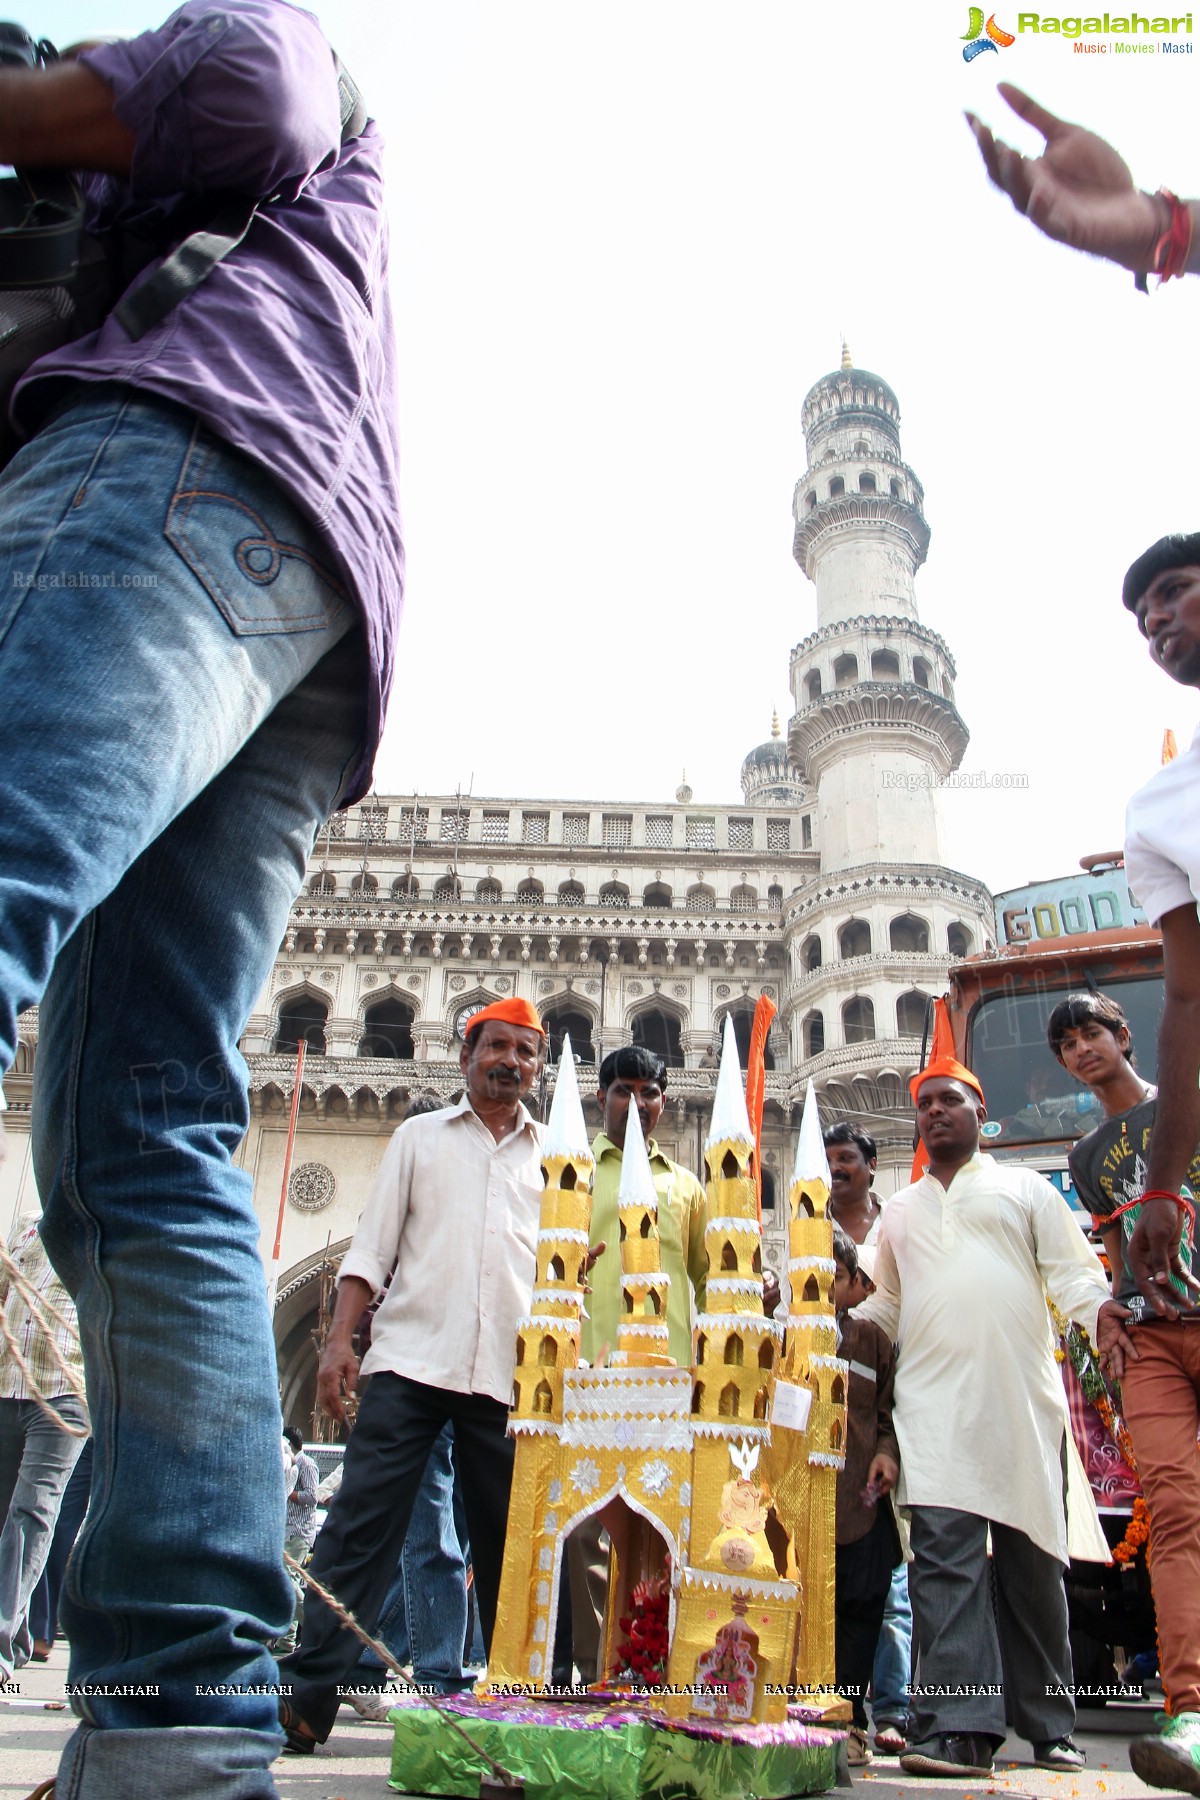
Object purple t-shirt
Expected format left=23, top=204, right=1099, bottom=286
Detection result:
left=12, top=0, right=402, bottom=802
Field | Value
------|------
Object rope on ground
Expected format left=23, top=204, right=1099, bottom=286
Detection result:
left=283, top=1551, right=520, bottom=1790
left=0, top=1239, right=89, bottom=1436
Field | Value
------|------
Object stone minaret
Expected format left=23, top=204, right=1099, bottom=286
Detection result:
left=789, top=346, right=969, bottom=874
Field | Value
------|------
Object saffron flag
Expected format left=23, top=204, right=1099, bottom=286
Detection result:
left=746, top=991, right=777, bottom=1221
left=1163, top=729, right=1178, bottom=765
left=909, top=995, right=956, bottom=1183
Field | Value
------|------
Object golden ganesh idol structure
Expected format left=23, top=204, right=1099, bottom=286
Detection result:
left=487, top=1019, right=848, bottom=1725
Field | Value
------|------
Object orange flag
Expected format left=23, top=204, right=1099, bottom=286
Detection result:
left=746, top=992, right=777, bottom=1221
left=909, top=995, right=956, bottom=1182
left=1163, top=729, right=1178, bottom=765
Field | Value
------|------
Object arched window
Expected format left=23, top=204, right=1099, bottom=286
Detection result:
left=871, top=649, right=900, bottom=680
left=802, top=1009, right=825, bottom=1059
left=913, top=656, right=931, bottom=690
left=724, top=1330, right=743, bottom=1364
left=833, top=653, right=858, bottom=687
left=722, top=1006, right=773, bottom=1071
left=896, top=990, right=928, bottom=1037
left=801, top=935, right=822, bottom=973
left=767, top=884, right=783, bottom=905
left=889, top=477, right=902, bottom=499
left=839, top=920, right=872, bottom=959
left=805, top=668, right=822, bottom=702
left=843, top=997, right=876, bottom=1044
left=889, top=913, right=930, bottom=954
left=433, top=875, right=462, bottom=903
left=558, top=880, right=585, bottom=904
left=542, top=1006, right=596, bottom=1065
left=475, top=877, right=502, bottom=903
left=275, top=994, right=328, bottom=1055
left=753, top=1387, right=769, bottom=1420
left=719, top=1381, right=740, bottom=1417
left=643, top=882, right=672, bottom=910
left=685, top=884, right=716, bottom=912
left=308, top=871, right=336, bottom=897
left=829, top=476, right=845, bottom=499
left=630, top=1007, right=684, bottom=1069
left=729, top=884, right=758, bottom=911
left=349, top=871, right=377, bottom=896
left=942, top=675, right=955, bottom=701
left=948, top=922, right=973, bottom=958
left=859, top=472, right=876, bottom=494
left=599, top=881, right=629, bottom=905
left=761, top=1169, right=776, bottom=1213
left=805, top=489, right=817, bottom=512
left=392, top=874, right=419, bottom=900
left=533, top=1380, right=553, bottom=1415
left=516, top=879, right=544, bottom=905
left=360, top=996, right=415, bottom=1059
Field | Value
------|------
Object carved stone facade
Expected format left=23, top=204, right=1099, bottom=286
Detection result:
left=0, top=357, right=995, bottom=1429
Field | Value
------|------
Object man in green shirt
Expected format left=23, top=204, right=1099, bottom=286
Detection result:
left=568, top=1045, right=708, bottom=1680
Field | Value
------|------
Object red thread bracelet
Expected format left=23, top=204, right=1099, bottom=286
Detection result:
left=1136, top=190, right=1193, bottom=292
left=1139, top=1188, right=1196, bottom=1223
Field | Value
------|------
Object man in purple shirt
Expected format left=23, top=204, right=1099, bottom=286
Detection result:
left=0, top=5, right=401, bottom=1796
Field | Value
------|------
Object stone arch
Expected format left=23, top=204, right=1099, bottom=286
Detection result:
left=871, top=649, right=899, bottom=679
left=833, top=652, right=858, bottom=687
left=858, top=471, right=876, bottom=494
left=307, top=870, right=336, bottom=897
left=829, top=476, right=845, bottom=499
left=842, top=996, right=876, bottom=1045
left=359, top=993, right=416, bottom=1059
left=475, top=877, right=502, bottom=903
left=948, top=921, right=973, bottom=958
left=643, top=882, right=672, bottom=910
left=349, top=871, right=377, bottom=896
left=802, top=1009, right=825, bottom=1059
left=729, top=884, right=758, bottom=912
left=516, top=878, right=544, bottom=905
left=558, top=880, right=585, bottom=904
left=801, top=934, right=822, bottom=972
left=433, top=875, right=462, bottom=903
left=896, top=990, right=928, bottom=1037
left=805, top=668, right=822, bottom=702
left=838, top=919, right=872, bottom=959
left=599, top=881, right=630, bottom=905
left=542, top=1002, right=597, bottom=1065
left=274, top=989, right=329, bottom=1055
left=913, top=656, right=932, bottom=689
left=629, top=1002, right=686, bottom=1069
left=273, top=1238, right=354, bottom=1437
left=685, top=883, right=716, bottom=912
left=889, top=912, right=930, bottom=954
left=392, top=873, right=419, bottom=899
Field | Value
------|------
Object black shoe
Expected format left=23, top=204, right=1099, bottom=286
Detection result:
left=1032, top=1736, right=1085, bottom=1772
left=900, top=1734, right=994, bottom=1778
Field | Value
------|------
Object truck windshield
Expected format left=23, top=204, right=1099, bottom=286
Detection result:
left=967, top=975, right=1163, bottom=1147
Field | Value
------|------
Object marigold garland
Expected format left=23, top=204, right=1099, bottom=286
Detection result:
left=1112, top=1497, right=1151, bottom=1566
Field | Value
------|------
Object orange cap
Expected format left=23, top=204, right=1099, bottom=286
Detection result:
left=908, top=1056, right=985, bottom=1106
left=464, top=997, right=546, bottom=1043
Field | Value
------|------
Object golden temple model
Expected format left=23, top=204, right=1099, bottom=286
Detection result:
left=487, top=1023, right=847, bottom=1724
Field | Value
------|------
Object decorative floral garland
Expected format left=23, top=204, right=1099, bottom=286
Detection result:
left=1112, top=1497, right=1151, bottom=1567
left=616, top=1569, right=670, bottom=1685
left=1047, top=1300, right=1139, bottom=1471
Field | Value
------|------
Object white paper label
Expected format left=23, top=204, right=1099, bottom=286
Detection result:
left=770, top=1381, right=812, bottom=1434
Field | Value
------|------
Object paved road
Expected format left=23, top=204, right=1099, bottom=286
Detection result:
left=0, top=1645, right=1177, bottom=1800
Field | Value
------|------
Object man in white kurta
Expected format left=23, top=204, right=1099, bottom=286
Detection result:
left=858, top=1060, right=1130, bottom=1781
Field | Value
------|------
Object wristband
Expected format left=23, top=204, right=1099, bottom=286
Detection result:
left=1135, top=189, right=1193, bottom=292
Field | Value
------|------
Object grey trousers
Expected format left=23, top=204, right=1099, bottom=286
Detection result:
left=908, top=1506, right=1075, bottom=1748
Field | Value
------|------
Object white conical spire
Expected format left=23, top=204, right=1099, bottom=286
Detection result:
left=616, top=1090, right=658, bottom=1210
left=543, top=1034, right=591, bottom=1161
left=792, top=1079, right=831, bottom=1186
left=705, top=1013, right=755, bottom=1150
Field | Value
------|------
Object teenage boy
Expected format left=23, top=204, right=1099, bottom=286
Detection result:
left=1050, top=991, right=1200, bottom=1787
left=831, top=1226, right=900, bottom=1769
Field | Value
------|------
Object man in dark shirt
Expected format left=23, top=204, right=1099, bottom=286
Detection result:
left=1051, top=993, right=1200, bottom=1786
left=0, top=6, right=401, bottom=1795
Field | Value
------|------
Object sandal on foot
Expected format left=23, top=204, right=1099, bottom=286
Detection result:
left=279, top=1696, right=319, bottom=1754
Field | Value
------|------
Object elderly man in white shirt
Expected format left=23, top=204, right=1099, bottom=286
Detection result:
left=278, top=997, right=551, bottom=1750
left=858, top=1057, right=1133, bottom=1783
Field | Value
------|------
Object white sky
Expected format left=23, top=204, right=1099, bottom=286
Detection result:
left=42, top=0, right=1200, bottom=894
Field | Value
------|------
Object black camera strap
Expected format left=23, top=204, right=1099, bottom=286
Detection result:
left=114, top=54, right=369, bottom=342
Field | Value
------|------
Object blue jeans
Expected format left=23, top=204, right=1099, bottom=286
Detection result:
left=28, top=1436, right=94, bottom=1650
left=0, top=386, right=367, bottom=1799
left=872, top=1558, right=913, bottom=1727
left=356, top=1422, right=471, bottom=1690
left=0, top=1393, right=89, bottom=1676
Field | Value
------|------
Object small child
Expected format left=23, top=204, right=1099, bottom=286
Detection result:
left=832, top=1224, right=902, bottom=1767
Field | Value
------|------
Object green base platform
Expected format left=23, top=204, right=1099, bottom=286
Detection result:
left=388, top=1692, right=844, bottom=1800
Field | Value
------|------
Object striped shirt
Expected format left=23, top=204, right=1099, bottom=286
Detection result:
left=0, top=1215, right=85, bottom=1404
